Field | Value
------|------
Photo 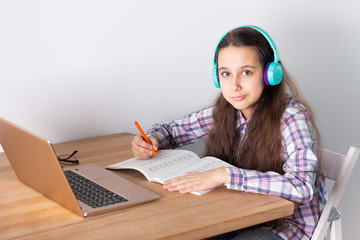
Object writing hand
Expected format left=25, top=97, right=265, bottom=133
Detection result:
left=131, top=135, right=159, bottom=160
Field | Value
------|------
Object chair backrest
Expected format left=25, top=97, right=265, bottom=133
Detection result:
left=311, top=147, right=360, bottom=240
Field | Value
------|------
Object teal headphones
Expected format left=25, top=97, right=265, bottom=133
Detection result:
left=212, top=25, right=283, bottom=88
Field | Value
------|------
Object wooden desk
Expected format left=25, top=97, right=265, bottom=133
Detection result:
left=0, top=133, right=294, bottom=240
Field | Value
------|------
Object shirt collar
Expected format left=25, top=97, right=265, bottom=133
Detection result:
left=237, top=110, right=248, bottom=128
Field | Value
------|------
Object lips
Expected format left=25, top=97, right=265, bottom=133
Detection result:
left=231, top=95, right=246, bottom=101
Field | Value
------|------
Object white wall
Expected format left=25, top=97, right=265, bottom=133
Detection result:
left=1, top=0, right=359, bottom=239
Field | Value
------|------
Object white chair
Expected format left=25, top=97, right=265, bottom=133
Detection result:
left=311, top=146, right=360, bottom=240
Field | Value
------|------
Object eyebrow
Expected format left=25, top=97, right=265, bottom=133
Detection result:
left=218, top=65, right=257, bottom=71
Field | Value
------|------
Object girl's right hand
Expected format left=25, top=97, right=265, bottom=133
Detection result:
left=131, top=135, right=159, bottom=160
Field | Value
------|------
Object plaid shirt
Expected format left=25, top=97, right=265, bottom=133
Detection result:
left=146, top=97, right=327, bottom=240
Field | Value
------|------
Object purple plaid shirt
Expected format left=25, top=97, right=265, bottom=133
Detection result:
left=146, top=97, right=327, bottom=240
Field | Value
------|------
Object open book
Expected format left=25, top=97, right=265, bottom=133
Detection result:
left=106, top=150, right=235, bottom=195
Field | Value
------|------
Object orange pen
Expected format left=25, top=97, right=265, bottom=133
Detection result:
left=134, top=121, right=157, bottom=156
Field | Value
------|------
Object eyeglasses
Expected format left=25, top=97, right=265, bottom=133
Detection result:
left=57, top=150, right=79, bottom=164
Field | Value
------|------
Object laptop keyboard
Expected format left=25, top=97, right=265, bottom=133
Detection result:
left=64, top=170, right=128, bottom=208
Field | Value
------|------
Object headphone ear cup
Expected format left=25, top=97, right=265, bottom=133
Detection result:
left=212, top=66, right=221, bottom=88
left=264, top=62, right=283, bottom=86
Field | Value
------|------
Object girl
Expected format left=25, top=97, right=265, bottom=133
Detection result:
left=131, top=26, right=327, bottom=240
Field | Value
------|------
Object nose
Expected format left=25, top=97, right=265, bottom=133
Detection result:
left=231, top=74, right=242, bottom=91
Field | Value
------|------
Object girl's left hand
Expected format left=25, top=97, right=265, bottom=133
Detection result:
left=163, top=168, right=228, bottom=194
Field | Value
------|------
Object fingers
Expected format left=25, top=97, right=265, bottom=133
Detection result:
left=149, top=137, right=159, bottom=151
left=163, top=173, right=204, bottom=193
left=131, top=135, right=158, bottom=160
left=163, top=169, right=227, bottom=194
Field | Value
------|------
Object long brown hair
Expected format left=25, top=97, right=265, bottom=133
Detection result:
left=205, top=27, right=321, bottom=174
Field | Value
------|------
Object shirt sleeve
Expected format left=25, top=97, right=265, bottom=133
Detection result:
left=225, top=106, right=318, bottom=205
left=146, top=107, right=214, bottom=149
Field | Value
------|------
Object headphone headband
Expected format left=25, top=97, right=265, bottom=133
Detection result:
left=212, top=25, right=283, bottom=87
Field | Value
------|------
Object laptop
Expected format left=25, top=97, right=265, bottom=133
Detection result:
left=0, top=117, right=160, bottom=217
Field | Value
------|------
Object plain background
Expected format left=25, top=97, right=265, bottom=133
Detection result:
left=1, top=0, right=359, bottom=239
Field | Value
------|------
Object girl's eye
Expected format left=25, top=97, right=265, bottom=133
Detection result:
left=242, top=70, right=252, bottom=76
left=221, top=72, right=231, bottom=78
